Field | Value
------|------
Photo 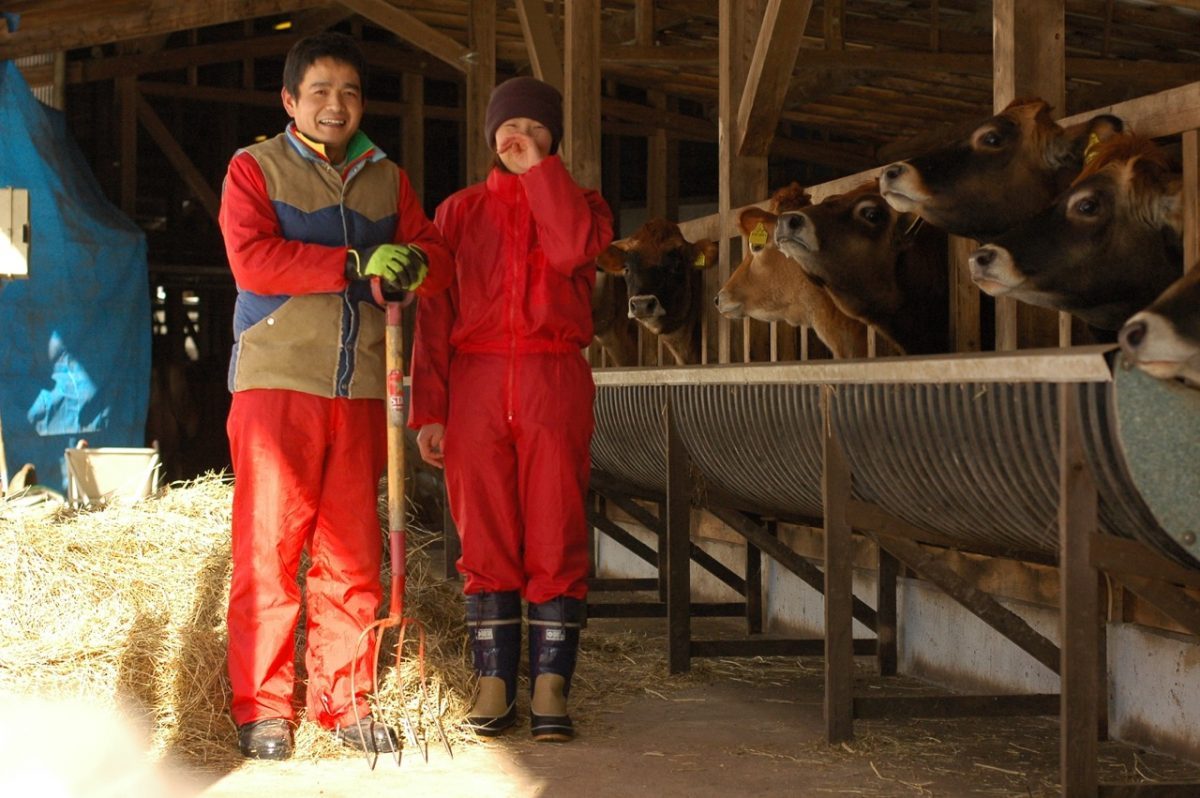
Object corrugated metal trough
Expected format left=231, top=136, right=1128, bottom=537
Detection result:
left=591, top=345, right=1200, bottom=568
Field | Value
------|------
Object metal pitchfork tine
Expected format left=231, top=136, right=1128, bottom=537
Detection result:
left=348, top=290, right=453, bottom=769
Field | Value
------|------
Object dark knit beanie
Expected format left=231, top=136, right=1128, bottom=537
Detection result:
left=484, top=76, right=564, bottom=156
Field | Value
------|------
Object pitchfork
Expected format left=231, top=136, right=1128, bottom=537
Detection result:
left=348, top=291, right=452, bottom=769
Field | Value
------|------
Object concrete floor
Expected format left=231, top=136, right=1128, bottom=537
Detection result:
left=186, top=614, right=1200, bottom=798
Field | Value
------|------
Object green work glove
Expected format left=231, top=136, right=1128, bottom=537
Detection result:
left=347, top=243, right=429, bottom=292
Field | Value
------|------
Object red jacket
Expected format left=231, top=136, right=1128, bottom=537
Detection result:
left=409, top=156, right=613, bottom=427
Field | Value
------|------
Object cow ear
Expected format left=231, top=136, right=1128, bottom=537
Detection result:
left=691, top=239, right=719, bottom=270
left=595, top=244, right=627, bottom=274
left=1058, top=114, right=1124, bottom=169
left=738, top=208, right=777, bottom=253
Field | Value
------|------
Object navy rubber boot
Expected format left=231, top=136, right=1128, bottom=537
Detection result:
left=527, top=596, right=585, bottom=742
left=465, top=590, right=522, bottom=737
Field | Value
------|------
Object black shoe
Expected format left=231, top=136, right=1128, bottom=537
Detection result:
left=238, top=718, right=294, bottom=760
left=465, top=702, right=518, bottom=737
left=337, top=716, right=399, bottom=753
left=530, top=711, right=575, bottom=742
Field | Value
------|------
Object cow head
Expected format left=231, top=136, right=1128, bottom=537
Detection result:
left=717, top=204, right=869, bottom=359
left=968, top=134, right=1183, bottom=331
left=774, top=181, right=948, bottom=354
left=596, top=218, right=717, bottom=363
left=879, top=98, right=1123, bottom=241
left=1119, top=264, right=1200, bottom=387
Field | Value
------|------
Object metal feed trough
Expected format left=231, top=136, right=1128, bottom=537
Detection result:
left=587, top=344, right=1200, bottom=797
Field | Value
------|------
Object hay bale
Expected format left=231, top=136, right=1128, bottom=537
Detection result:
left=0, top=472, right=710, bottom=771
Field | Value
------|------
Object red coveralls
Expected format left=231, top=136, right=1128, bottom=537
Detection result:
left=409, top=156, right=613, bottom=603
left=219, top=127, right=450, bottom=729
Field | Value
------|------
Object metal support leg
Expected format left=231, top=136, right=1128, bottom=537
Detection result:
left=665, top=399, right=692, bottom=674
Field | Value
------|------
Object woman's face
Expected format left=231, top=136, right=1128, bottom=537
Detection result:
left=495, top=117, right=553, bottom=174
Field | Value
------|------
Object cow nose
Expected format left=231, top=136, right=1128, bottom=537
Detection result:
left=969, top=246, right=997, bottom=271
left=779, top=213, right=805, bottom=233
left=1119, top=318, right=1147, bottom=352
left=629, top=295, right=659, bottom=317
left=882, top=163, right=907, bottom=182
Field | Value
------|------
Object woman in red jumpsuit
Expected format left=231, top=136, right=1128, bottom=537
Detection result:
left=409, top=76, right=613, bottom=742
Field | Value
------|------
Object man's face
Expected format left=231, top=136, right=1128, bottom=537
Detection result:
left=282, top=57, right=364, bottom=163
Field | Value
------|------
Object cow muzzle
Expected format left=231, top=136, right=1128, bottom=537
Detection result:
left=774, top=212, right=817, bottom=255
left=628, top=294, right=664, bottom=321
left=968, top=245, right=1021, bottom=296
left=1119, top=311, right=1200, bottom=385
left=878, top=162, right=926, bottom=212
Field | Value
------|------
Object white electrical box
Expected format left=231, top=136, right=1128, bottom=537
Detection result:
left=1, top=187, right=30, bottom=279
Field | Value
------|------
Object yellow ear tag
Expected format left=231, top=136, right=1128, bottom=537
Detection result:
left=1083, top=132, right=1102, bottom=165
left=693, top=253, right=707, bottom=267
left=748, top=222, right=769, bottom=253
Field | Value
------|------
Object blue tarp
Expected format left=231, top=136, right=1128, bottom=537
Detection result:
left=0, top=60, right=150, bottom=492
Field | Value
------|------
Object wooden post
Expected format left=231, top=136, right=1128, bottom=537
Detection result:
left=514, top=0, right=563, bottom=91
left=1059, top=381, right=1099, bottom=797
left=466, top=0, right=495, bottom=186
left=822, top=385, right=854, bottom=742
left=118, top=77, right=137, bottom=217
left=602, top=81, right=622, bottom=238
left=402, top=73, right=425, bottom=204
left=665, top=399, right=692, bottom=673
left=1183, top=129, right=1198, bottom=272
left=949, top=236, right=981, bottom=351
left=993, top=0, right=1066, bottom=350
left=717, top=0, right=769, bottom=365
left=564, top=0, right=601, bottom=188
left=876, top=546, right=898, bottom=677
left=745, top=522, right=767, bottom=634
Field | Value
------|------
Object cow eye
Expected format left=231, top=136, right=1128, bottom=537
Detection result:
left=1073, top=197, right=1099, bottom=216
left=977, top=130, right=1003, bottom=148
left=858, top=204, right=886, bottom=224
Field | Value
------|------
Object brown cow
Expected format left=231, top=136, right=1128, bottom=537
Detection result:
left=596, top=218, right=718, bottom=365
left=967, top=134, right=1182, bottom=331
left=1119, top=264, right=1200, bottom=387
left=774, top=181, right=948, bottom=354
left=879, top=98, right=1123, bottom=241
left=716, top=205, right=869, bottom=359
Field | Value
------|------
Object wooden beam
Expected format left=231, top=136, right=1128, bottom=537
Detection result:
left=135, top=96, right=219, bottom=224
left=118, top=78, right=138, bottom=218
left=717, top=0, right=769, bottom=365
left=822, top=385, right=855, bottom=743
left=993, top=0, right=1066, bottom=351
left=0, top=0, right=319, bottom=62
left=870, top=531, right=1062, bottom=676
left=465, top=0, right=496, bottom=185
left=707, top=505, right=878, bottom=632
left=736, top=0, right=813, bottom=157
left=513, top=0, right=563, bottom=92
left=664, top=401, right=692, bottom=674
left=402, top=73, right=425, bottom=203
left=564, top=0, right=601, bottom=187
left=337, top=0, right=469, bottom=73
left=1119, top=575, right=1200, bottom=638
left=136, top=80, right=465, bottom=122
left=1183, top=130, right=1198, bottom=272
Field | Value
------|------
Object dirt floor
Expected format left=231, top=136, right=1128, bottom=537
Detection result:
left=186, top=611, right=1200, bottom=798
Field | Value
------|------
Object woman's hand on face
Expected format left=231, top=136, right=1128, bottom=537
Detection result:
left=416, top=423, right=446, bottom=469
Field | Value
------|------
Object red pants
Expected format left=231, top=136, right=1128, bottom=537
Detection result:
left=226, top=389, right=386, bottom=729
left=443, top=352, right=594, bottom=603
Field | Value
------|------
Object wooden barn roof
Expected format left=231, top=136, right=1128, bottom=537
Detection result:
left=3, top=0, right=1199, bottom=173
